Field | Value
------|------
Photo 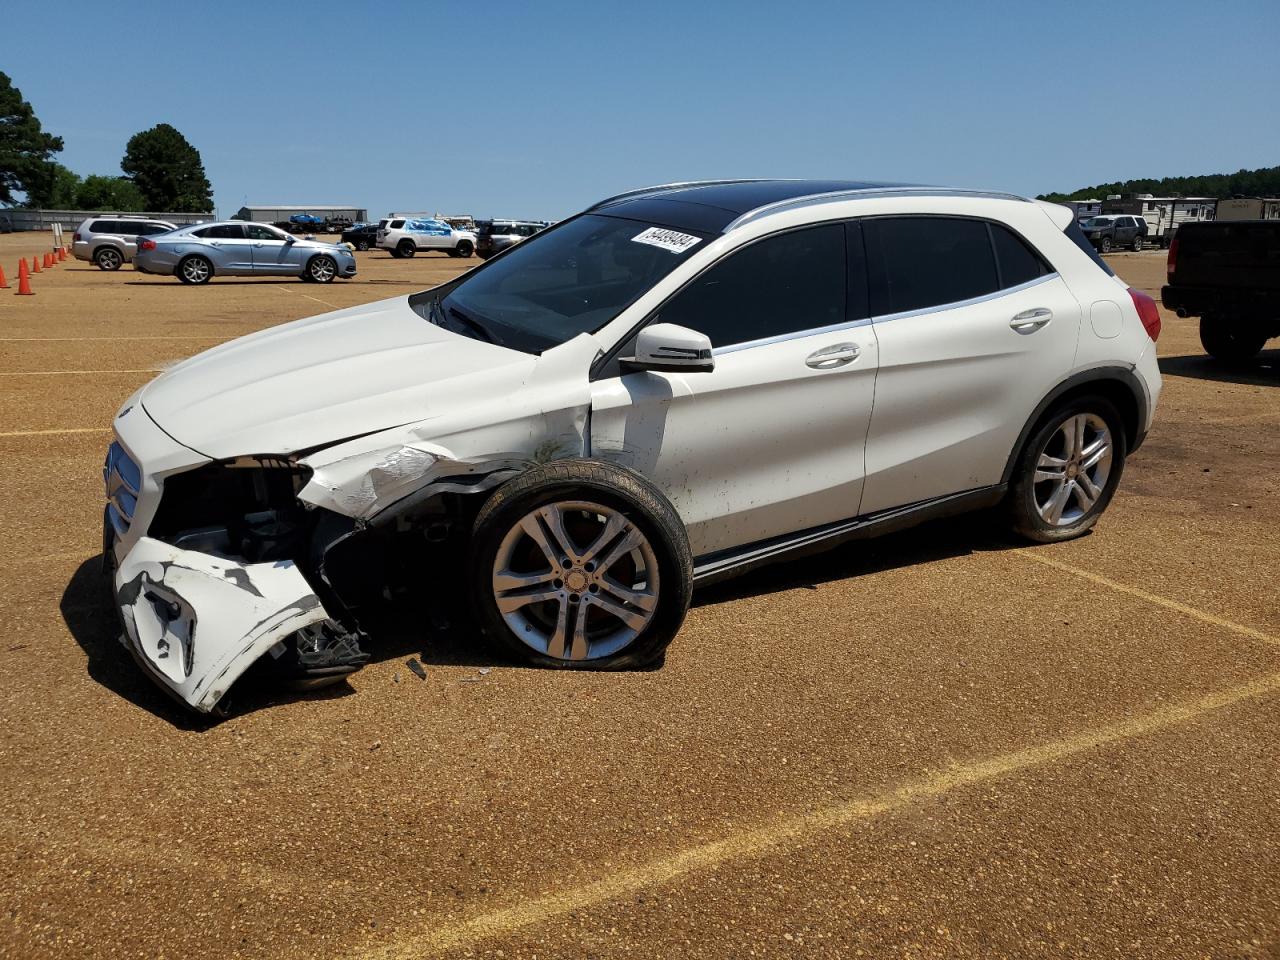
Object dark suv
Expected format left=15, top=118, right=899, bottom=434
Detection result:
left=340, top=223, right=378, bottom=251
left=476, top=220, right=548, bottom=259
left=1079, top=215, right=1148, bottom=253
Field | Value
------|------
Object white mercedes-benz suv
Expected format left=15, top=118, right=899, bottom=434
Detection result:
left=104, top=180, right=1162, bottom=714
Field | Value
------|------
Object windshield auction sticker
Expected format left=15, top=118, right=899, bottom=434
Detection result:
left=631, top=227, right=702, bottom=254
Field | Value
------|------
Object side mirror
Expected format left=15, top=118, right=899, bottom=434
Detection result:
left=284, top=235, right=296, bottom=244
left=621, top=323, right=715, bottom=374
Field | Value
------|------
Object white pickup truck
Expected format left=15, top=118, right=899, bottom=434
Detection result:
left=376, top=216, right=476, bottom=258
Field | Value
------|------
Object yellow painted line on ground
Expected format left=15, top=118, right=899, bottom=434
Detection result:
left=0, top=369, right=159, bottom=376
left=279, top=285, right=338, bottom=309
left=353, top=667, right=1280, bottom=959
left=0, top=427, right=111, bottom=438
left=1018, top=549, right=1279, bottom=648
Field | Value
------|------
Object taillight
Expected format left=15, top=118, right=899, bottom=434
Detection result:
left=1166, top=235, right=1178, bottom=278
left=74, top=231, right=82, bottom=242
left=1128, top=287, right=1161, bottom=342
left=139, top=238, right=156, bottom=251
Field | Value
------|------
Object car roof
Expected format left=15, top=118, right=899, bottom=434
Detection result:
left=587, top=179, right=1030, bottom=234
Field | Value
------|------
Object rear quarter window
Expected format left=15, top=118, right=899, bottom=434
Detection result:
left=1063, top=219, right=1115, bottom=276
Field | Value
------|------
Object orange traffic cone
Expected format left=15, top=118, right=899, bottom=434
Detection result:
left=57, top=247, right=65, bottom=262
left=16, top=258, right=34, bottom=295
left=31, top=255, right=41, bottom=274
left=44, top=252, right=53, bottom=269
left=0, top=261, right=7, bottom=288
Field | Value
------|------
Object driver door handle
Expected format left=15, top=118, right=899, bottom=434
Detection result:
left=1010, top=308, right=1052, bottom=333
left=806, top=342, right=860, bottom=369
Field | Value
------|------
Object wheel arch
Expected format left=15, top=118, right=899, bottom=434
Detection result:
left=1000, top=366, right=1147, bottom=485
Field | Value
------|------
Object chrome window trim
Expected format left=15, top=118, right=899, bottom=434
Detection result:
left=869, top=272, right=1058, bottom=325
left=712, top=273, right=1059, bottom=357
left=726, top=187, right=1031, bottom=232
left=713, top=317, right=874, bottom=356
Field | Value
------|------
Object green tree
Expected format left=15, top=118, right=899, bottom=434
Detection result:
left=120, top=123, right=213, bottom=212
left=75, top=174, right=145, bottom=211
left=0, top=70, right=64, bottom=205
left=23, top=161, right=80, bottom=208
left=1038, top=164, right=1280, bottom=203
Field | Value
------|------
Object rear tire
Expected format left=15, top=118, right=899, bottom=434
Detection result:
left=1008, top=395, right=1127, bottom=544
left=94, top=247, right=123, bottom=271
left=397, top=240, right=416, bottom=259
left=177, top=255, right=213, bottom=285
left=355, top=239, right=369, bottom=251
left=1200, top=316, right=1267, bottom=363
left=455, top=239, right=474, bottom=258
left=468, top=460, right=693, bottom=671
left=1131, top=236, right=1144, bottom=252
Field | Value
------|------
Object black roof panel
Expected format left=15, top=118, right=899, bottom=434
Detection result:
left=591, top=179, right=908, bottom=234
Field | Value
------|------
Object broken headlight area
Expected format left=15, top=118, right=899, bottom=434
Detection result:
left=148, top=456, right=313, bottom=562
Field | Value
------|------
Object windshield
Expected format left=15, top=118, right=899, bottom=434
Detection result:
left=436, top=214, right=710, bottom=353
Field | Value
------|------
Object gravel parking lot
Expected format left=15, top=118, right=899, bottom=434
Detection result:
left=0, top=237, right=1277, bottom=959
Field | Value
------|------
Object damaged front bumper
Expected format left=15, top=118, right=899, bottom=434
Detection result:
left=113, top=537, right=338, bottom=713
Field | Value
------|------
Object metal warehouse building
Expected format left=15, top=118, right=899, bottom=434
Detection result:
left=233, top=204, right=368, bottom=223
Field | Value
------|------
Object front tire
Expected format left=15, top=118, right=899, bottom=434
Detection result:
left=306, top=254, right=337, bottom=284
left=355, top=239, right=370, bottom=251
left=177, top=255, right=213, bottom=285
left=468, top=460, right=693, bottom=670
left=1200, top=316, right=1267, bottom=363
left=455, top=239, right=474, bottom=258
left=94, top=247, right=123, bottom=271
left=1008, top=396, right=1126, bottom=543
left=1100, top=236, right=1113, bottom=253
left=397, top=240, right=416, bottom=259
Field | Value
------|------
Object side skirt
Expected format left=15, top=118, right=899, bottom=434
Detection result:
left=691, top=485, right=1006, bottom=588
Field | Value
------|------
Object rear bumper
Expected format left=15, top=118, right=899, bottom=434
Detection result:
left=1161, top=284, right=1280, bottom=319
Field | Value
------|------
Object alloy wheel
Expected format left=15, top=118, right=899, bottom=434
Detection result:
left=181, top=257, right=210, bottom=283
left=491, top=501, right=659, bottom=661
left=1032, top=413, right=1113, bottom=526
left=309, top=257, right=336, bottom=282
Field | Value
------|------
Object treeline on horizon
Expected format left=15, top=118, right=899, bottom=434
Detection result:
left=1037, top=164, right=1280, bottom=203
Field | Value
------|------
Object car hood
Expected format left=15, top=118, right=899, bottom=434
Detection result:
left=141, top=296, right=533, bottom=459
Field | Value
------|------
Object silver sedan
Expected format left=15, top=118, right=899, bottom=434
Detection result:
left=133, top=221, right=358, bottom=284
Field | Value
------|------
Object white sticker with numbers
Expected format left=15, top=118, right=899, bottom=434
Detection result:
left=631, top=227, right=702, bottom=254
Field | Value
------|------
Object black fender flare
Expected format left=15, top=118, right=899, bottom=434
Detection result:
left=1000, top=365, right=1149, bottom=485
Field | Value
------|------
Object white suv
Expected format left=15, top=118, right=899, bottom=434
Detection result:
left=376, top=216, right=476, bottom=258
left=105, top=179, right=1162, bottom=714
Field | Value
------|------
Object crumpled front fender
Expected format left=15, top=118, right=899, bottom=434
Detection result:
left=115, top=538, right=330, bottom=713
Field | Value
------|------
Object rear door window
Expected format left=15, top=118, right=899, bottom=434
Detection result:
left=194, top=224, right=246, bottom=239
left=89, top=220, right=123, bottom=234
left=864, top=217, right=999, bottom=316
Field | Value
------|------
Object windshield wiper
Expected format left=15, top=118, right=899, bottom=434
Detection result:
left=447, top=305, right=498, bottom=345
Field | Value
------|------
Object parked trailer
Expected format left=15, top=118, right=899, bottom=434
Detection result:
left=1102, top=195, right=1217, bottom=248
left=1216, top=198, right=1280, bottom=221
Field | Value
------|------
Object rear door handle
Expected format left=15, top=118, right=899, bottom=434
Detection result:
left=806, top=342, right=860, bottom=369
left=1010, top=308, right=1052, bottom=333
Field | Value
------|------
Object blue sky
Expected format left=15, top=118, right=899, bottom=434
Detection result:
left=6, top=0, right=1278, bottom=220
